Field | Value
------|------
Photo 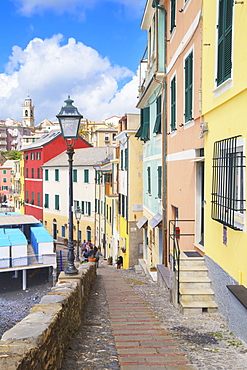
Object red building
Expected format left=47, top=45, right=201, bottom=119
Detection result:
left=23, top=131, right=91, bottom=221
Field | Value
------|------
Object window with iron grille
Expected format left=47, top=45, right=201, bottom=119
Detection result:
left=184, top=51, right=193, bottom=122
left=211, top=136, right=246, bottom=230
left=170, top=76, right=176, bottom=131
left=217, top=0, right=233, bottom=86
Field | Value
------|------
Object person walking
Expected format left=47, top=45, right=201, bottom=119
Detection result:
left=95, top=248, right=103, bottom=268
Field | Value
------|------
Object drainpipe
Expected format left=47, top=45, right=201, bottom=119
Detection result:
left=162, top=77, right=168, bottom=267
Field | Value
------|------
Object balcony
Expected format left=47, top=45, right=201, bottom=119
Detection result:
left=105, top=182, right=118, bottom=197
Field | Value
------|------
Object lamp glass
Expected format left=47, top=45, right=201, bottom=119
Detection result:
left=60, top=117, right=80, bottom=139
left=74, top=207, right=81, bottom=220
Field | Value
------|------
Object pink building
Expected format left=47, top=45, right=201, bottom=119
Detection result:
left=0, top=160, right=15, bottom=205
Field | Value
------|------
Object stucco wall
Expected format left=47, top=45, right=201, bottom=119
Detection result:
left=0, top=263, right=96, bottom=369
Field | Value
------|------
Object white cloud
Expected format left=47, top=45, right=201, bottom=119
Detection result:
left=13, top=0, right=145, bottom=17
left=0, top=35, right=139, bottom=123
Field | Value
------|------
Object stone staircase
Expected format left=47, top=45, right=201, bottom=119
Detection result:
left=27, top=244, right=38, bottom=265
left=178, top=252, right=218, bottom=314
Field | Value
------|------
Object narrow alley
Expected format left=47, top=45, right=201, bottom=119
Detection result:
left=61, top=263, right=247, bottom=370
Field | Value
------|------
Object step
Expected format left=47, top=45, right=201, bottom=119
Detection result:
left=179, top=265, right=208, bottom=278
left=134, top=265, right=143, bottom=274
left=180, top=257, right=205, bottom=267
left=180, top=299, right=218, bottom=314
left=180, top=288, right=215, bottom=301
left=179, top=276, right=212, bottom=289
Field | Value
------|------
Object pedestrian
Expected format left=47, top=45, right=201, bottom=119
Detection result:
left=95, top=248, right=103, bottom=268
left=83, top=250, right=89, bottom=262
left=88, top=246, right=96, bottom=262
left=81, top=239, right=86, bottom=256
left=117, top=256, right=123, bottom=269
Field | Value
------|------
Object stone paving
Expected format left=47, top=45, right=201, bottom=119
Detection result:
left=61, top=262, right=247, bottom=369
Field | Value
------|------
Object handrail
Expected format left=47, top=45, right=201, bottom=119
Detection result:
left=169, top=219, right=195, bottom=304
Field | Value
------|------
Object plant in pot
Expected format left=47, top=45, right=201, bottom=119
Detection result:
left=150, top=266, right=157, bottom=271
left=107, top=256, right=113, bottom=265
left=121, top=247, right=126, bottom=253
left=63, top=238, right=68, bottom=246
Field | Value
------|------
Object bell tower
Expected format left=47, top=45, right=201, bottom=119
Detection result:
left=22, top=94, right=35, bottom=127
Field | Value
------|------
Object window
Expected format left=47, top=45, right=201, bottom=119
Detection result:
left=37, top=168, right=40, bottom=179
left=113, top=133, right=116, bottom=141
left=74, top=200, right=79, bottom=210
left=45, top=169, right=49, bottom=181
left=61, top=226, right=65, bottom=238
left=26, top=168, right=28, bottom=178
left=25, top=191, right=29, bottom=203
left=184, top=51, right=193, bottom=122
left=124, top=148, right=128, bottom=170
left=44, top=194, right=49, bottom=208
left=3, top=178, right=6, bottom=183
left=121, top=194, right=125, bottom=218
left=31, top=168, right=34, bottom=178
left=120, top=150, right=124, bottom=170
left=55, top=169, right=59, bottom=182
left=73, top=169, right=77, bottom=182
left=55, top=195, right=60, bottom=210
left=147, top=167, right=151, bottom=194
left=105, top=133, right=110, bottom=142
left=31, top=192, right=34, bottom=205
left=84, top=169, right=89, bottom=183
left=81, top=201, right=91, bottom=216
left=211, top=136, right=245, bottom=230
left=3, top=170, right=6, bottom=175
left=158, top=166, right=162, bottom=199
left=170, top=76, right=176, bottom=131
left=36, top=152, right=41, bottom=160
left=2, top=186, right=8, bottom=190
left=37, top=192, right=40, bottom=207
left=217, top=0, right=233, bottom=86
left=136, top=107, right=150, bottom=142
left=170, top=0, right=176, bottom=33
left=30, top=153, right=35, bottom=160
left=153, top=95, right=162, bottom=135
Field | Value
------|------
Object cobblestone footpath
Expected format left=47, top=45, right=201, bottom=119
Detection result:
left=61, top=263, right=247, bottom=369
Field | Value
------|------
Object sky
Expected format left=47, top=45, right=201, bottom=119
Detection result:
left=0, top=0, right=147, bottom=124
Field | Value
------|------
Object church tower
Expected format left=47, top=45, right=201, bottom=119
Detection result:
left=22, top=94, right=35, bottom=127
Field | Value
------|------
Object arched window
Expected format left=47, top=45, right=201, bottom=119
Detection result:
left=86, top=226, right=91, bottom=242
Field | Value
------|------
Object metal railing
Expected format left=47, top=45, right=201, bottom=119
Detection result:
left=169, top=219, right=195, bottom=304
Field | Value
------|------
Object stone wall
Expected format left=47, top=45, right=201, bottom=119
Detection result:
left=0, top=263, right=96, bottom=370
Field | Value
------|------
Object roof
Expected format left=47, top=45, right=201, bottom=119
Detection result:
left=0, top=214, right=40, bottom=227
left=0, top=160, right=15, bottom=169
left=21, top=130, right=61, bottom=151
left=43, top=146, right=114, bottom=167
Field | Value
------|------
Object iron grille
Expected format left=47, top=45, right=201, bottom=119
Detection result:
left=211, top=135, right=245, bottom=230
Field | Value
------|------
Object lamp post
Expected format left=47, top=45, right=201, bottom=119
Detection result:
left=74, top=207, right=82, bottom=261
left=56, top=96, right=83, bottom=275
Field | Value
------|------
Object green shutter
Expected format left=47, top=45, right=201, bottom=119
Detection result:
left=84, top=169, right=89, bottom=183
left=217, top=0, right=233, bottom=86
left=45, top=169, right=49, bottom=181
left=81, top=201, right=85, bottom=214
left=124, top=148, right=128, bottom=170
left=141, top=107, right=150, bottom=142
left=121, top=150, right=124, bottom=170
left=171, top=76, right=176, bottom=131
left=88, top=202, right=91, bottom=216
left=55, top=169, right=59, bottom=181
left=135, top=109, right=144, bottom=138
left=55, top=195, right=59, bottom=210
left=158, top=166, right=162, bottom=199
left=44, top=194, right=49, bottom=208
left=184, top=52, right=193, bottom=122
left=73, top=169, right=77, bottom=182
left=153, top=95, right=162, bottom=134
left=147, top=167, right=151, bottom=194
left=170, top=0, right=176, bottom=33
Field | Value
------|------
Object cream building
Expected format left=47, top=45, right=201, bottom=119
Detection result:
left=42, top=147, right=114, bottom=244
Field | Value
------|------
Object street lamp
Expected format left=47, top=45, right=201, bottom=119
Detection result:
left=74, top=207, right=82, bottom=261
left=57, top=96, right=83, bottom=275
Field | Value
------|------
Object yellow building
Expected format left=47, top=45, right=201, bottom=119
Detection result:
left=202, top=0, right=247, bottom=341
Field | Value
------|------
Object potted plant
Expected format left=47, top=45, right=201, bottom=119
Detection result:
left=149, top=265, right=157, bottom=281
left=63, top=238, right=68, bottom=246
left=150, top=266, right=157, bottom=271
left=121, top=247, right=126, bottom=253
left=107, top=256, right=113, bottom=265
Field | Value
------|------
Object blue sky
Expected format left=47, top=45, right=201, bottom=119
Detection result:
left=0, top=0, right=147, bottom=123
